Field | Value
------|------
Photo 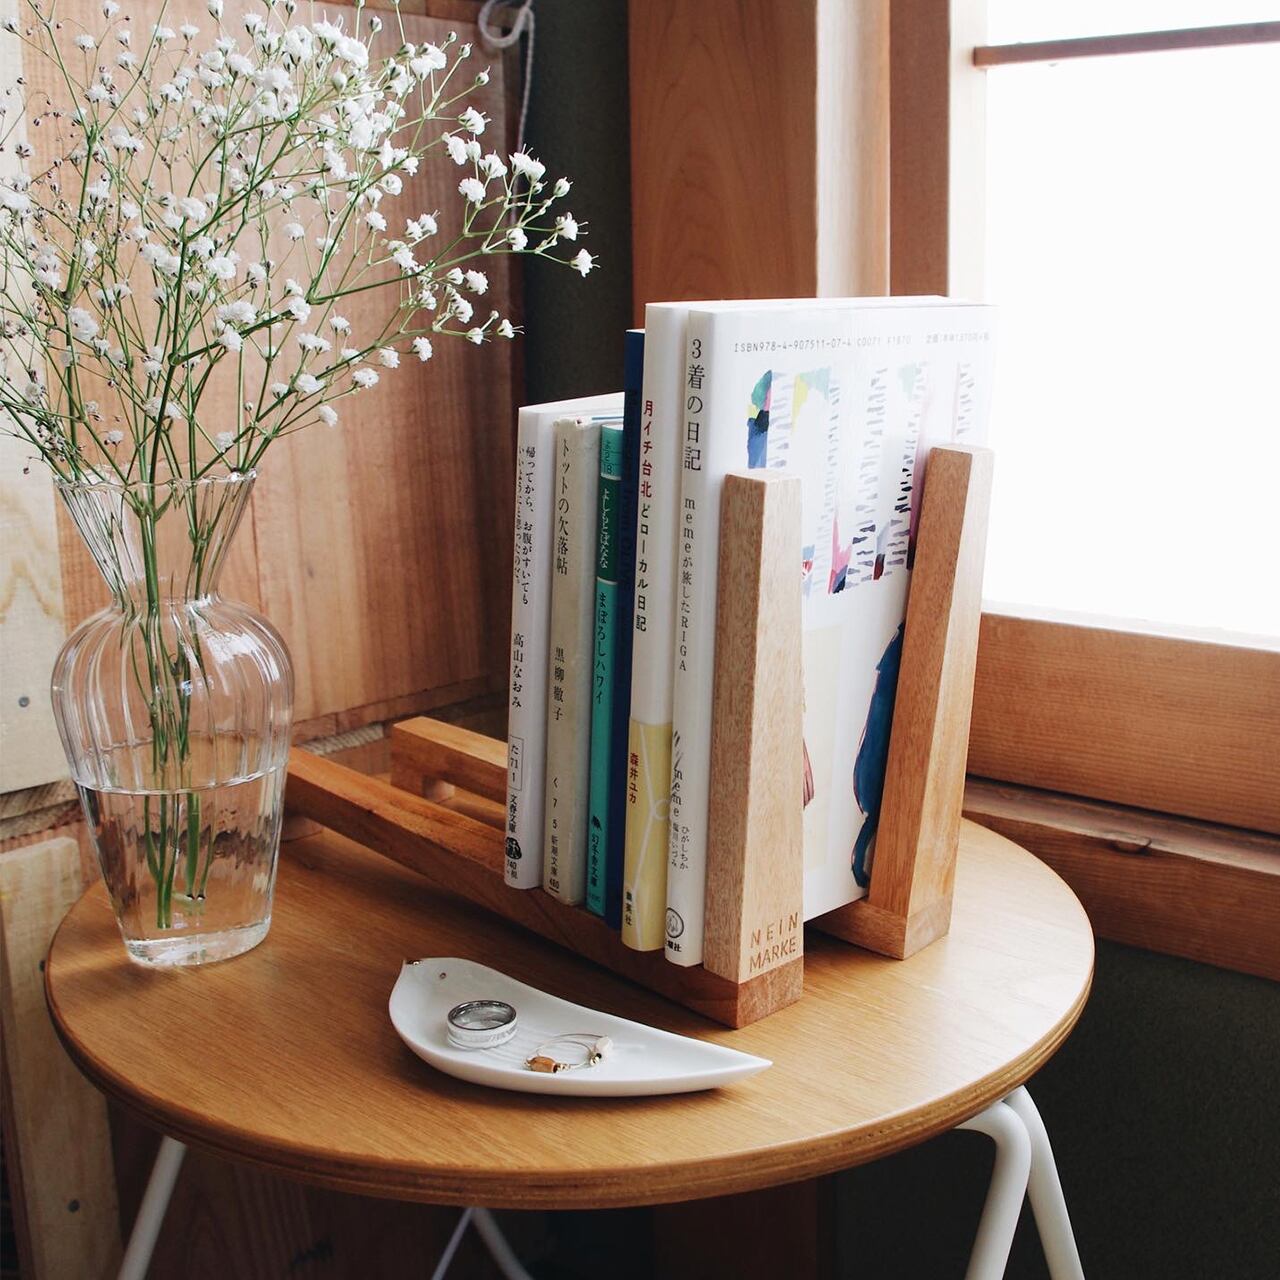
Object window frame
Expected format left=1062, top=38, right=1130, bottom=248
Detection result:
left=894, top=0, right=1280, bottom=838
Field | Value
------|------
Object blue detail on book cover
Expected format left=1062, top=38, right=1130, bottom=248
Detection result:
left=603, top=329, right=645, bottom=928
left=747, top=370, right=772, bottom=468
left=851, top=623, right=904, bottom=888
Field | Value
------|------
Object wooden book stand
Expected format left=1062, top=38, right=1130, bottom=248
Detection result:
left=286, top=444, right=994, bottom=1028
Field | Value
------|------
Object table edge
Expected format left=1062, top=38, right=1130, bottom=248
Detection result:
left=45, top=918, right=1093, bottom=1210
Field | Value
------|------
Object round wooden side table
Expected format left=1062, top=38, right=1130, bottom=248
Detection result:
left=46, top=819, right=1093, bottom=1280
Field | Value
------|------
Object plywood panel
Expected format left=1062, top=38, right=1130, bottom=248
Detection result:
left=0, top=7, right=67, bottom=792
left=0, top=439, right=68, bottom=791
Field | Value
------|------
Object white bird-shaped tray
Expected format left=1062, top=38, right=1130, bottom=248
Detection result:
left=389, top=957, right=771, bottom=1096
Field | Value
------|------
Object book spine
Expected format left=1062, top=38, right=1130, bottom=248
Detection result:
left=605, top=330, right=645, bottom=929
left=586, top=423, right=624, bottom=916
left=542, top=417, right=602, bottom=905
left=504, top=409, right=554, bottom=888
left=665, top=310, right=718, bottom=966
left=622, top=310, right=684, bottom=951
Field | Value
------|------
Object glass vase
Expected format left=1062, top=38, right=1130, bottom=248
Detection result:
left=51, top=472, right=293, bottom=966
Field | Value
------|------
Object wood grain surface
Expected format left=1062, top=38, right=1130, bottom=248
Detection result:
left=969, top=614, right=1280, bottom=835
left=0, top=38, right=68, bottom=791
left=964, top=778, right=1280, bottom=983
left=629, top=0, right=818, bottom=308
left=390, top=718, right=510, bottom=804
left=46, top=820, right=1092, bottom=1210
left=0, top=838, right=120, bottom=1279
left=887, top=0, right=986, bottom=298
left=629, top=0, right=891, bottom=310
left=704, top=474, right=805, bottom=985
left=818, top=446, right=993, bottom=958
left=286, top=747, right=797, bottom=1027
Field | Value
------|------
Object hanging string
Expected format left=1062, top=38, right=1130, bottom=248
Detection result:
left=477, top=0, right=536, bottom=155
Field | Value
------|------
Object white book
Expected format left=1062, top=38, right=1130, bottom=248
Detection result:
left=621, top=299, right=842, bottom=950
left=621, top=305, right=688, bottom=950
left=543, top=416, right=606, bottom=904
left=665, top=299, right=996, bottom=965
left=505, top=393, right=623, bottom=889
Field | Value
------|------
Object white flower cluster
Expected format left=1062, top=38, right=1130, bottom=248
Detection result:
left=0, top=0, right=590, bottom=485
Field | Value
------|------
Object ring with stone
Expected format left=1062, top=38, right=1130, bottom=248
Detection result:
left=525, top=1033, right=613, bottom=1073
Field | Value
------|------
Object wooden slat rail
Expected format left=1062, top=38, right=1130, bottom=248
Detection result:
left=389, top=719, right=507, bottom=804
left=285, top=750, right=798, bottom=1027
left=974, top=21, right=1280, bottom=68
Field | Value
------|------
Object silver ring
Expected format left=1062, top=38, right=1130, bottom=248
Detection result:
left=446, top=1000, right=518, bottom=1050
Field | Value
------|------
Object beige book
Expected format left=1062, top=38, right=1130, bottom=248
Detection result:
left=542, top=417, right=603, bottom=904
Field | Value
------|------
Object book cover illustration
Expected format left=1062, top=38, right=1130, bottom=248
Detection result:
left=669, top=303, right=995, bottom=950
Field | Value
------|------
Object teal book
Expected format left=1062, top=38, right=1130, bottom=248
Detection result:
left=586, top=423, right=624, bottom=916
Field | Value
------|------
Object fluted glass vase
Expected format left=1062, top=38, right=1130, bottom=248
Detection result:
left=51, top=472, right=293, bottom=966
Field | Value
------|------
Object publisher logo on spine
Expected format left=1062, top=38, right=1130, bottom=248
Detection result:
left=665, top=908, right=684, bottom=941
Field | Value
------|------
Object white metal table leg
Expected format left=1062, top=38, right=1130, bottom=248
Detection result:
left=430, top=1205, right=535, bottom=1280
left=429, top=1207, right=475, bottom=1280
left=472, top=1207, right=537, bottom=1280
left=1004, top=1087, right=1085, bottom=1280
left=957, top=1100, right=1032, bottom=1280
left=118, top=1136, right=187, bottom=1280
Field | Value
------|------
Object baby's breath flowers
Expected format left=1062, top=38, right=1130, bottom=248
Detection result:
left=0, top=0, right=591, bottom=487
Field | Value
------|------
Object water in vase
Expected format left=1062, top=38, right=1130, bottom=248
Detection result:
left=76, top=757, right=286, bottom=967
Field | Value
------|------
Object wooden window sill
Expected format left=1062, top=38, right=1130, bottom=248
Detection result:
left=964, top=777, right=1280, bottom=982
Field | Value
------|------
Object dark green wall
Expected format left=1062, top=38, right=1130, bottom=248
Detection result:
left=521, top=9, right=1280, bottom=1278
left=834, top=941, right=1280, bottom=1280
left=521, top=0, right=633, bottom=404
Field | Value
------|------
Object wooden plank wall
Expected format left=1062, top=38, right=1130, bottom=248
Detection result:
left=629, top=0, right=889, bottom=312
left=0, top=0, right=519, bottom=796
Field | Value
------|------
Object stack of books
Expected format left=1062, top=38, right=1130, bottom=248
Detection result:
left=504, top=298, right=996, bottom=968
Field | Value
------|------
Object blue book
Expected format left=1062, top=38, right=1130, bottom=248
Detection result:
left=605, top=329, right=645, bottom=926
left=586, top=423, right=624, bottom=916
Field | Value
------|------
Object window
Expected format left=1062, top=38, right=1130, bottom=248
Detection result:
left=982, top=9, right=1280, bottom=637
left=887, top=1, right=1280, bottom=976
left=888, top=5, right=1280, bottom=835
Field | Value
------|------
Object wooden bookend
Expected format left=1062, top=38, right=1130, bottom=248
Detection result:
left=815, top=444, right=995, bottom=958
left=286, top=444, right=990, bottom=1023
left=703, top=473, right=805, bottom=997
